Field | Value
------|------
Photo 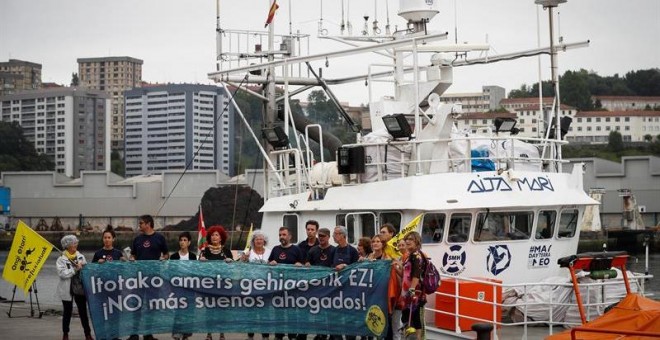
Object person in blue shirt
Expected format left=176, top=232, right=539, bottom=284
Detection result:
left=92, top=226, right=125, bottom=263
left=130, top=214, right=169, bottom=261
left=330, top=226, right=359, bottom=340
left=128, top=214, right=168, bottom=340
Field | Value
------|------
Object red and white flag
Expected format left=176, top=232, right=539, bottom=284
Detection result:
left=197, top=205, right=207, bottom=251
left=265, top=0, right=279, bottom=28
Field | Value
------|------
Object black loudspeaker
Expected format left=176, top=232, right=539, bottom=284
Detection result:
left=547, top=116, right=573, bottom=139
left=337, top=146, right=365, bottom=174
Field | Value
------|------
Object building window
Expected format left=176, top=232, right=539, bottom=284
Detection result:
left=587, top=118, right=591, bottom=122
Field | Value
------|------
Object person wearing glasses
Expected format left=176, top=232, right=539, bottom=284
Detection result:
left=330, top=226, right=359, bottom=340
left=130, top=214, right=169, bottom=261
left=400, top=232, right=425, bottom=340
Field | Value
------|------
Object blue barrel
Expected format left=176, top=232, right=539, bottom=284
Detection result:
left=0, top=187, right=10, bottom=214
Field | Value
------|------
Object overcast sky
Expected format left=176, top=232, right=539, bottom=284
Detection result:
left=1, top=0, right=658, bottom=105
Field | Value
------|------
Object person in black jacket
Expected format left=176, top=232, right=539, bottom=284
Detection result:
left=170, top=231, right=196, bottom=340
left=170, top=231, right=197, bottom=261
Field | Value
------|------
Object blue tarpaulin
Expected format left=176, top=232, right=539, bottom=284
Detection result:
left=81, top=260, right=391, bottom=339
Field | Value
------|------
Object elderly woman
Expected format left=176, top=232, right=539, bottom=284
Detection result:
left=56, top=235, right=94, bottom=340
left=199, top=225, right=233, bottom=340
left=241, top=230, right=272, bottom=264
left=242, top=230, right=272, bottom=340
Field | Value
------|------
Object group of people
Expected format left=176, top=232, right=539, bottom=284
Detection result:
left=56, top=216, right=429, bottom=340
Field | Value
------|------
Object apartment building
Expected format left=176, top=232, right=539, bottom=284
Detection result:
left=0, top=88, right=111, bottom=177
left=513, top=104, right=577, bottom=138
left=568, top=110, right=660, bottom=144
left=123, top=84, right=236, bottom=178
left=77, top=56, right=143, bottom=150
left=500, top=97, right=555, bottom=112
left=454, top=111, right=517, bottom=134
left=439, top=85, right=505, bottom=113
left=0, top=59, right=42, bottom=96
left=592, top=96, right=660, bottom=111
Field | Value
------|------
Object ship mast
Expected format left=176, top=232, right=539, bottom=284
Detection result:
left=536, top=0, right=566, bottom=170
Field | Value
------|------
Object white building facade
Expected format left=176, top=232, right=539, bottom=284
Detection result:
left=123, top=84, right=236, bottom=178
left=569, top=110, right=660, bottom=144
left=593, top=96, right=660, bottom=111
left=0, top=88, right=111, bottom=177
left=440, top=85, right=506, bottom=113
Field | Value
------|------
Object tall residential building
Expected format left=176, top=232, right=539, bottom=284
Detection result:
left=440, top=85, right=506, bottom=113
left=123, top=84, right=236, bottom=178
left=0, top=59, right=42, bottom=96
left=0, top=88, right=111, bottom=177
left=77, top=56, right=143, bottom=150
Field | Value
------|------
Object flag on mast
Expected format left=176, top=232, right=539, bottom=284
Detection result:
left=2, top=220, right=54, bottom=294
left=265, top=0, right=279, bottom=28
left=197, top=205, right=207, bottom=251
left=243, top=223, right=254, bottom=253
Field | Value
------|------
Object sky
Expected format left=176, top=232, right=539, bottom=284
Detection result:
left=1, top=0, right=659, bottom=106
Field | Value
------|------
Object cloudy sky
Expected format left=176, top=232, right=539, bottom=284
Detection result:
left=1, top=0, right=658, bottom=105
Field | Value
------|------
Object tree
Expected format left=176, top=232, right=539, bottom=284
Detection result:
left=643, top=134, right=653, bottom=142
left=307, top=90, right=338, bottom=126
left=607, top=131, right=624, bottom=152
left=0, top=121, right=55, bottom=172
left=71, top=73, right=79, bottom=86
left=559, top=70, right=593, bottom=110
left=625, top=69, right=660, bottom=96
left=110, top=150, right=124, bottom=176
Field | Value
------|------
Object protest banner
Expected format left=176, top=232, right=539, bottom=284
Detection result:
left=82, top=260, right=390, bottom=339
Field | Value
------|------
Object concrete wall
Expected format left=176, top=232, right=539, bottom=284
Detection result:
left=1, top=170, right=231, bottom=231
left=567, top=156, right=660, bottom=227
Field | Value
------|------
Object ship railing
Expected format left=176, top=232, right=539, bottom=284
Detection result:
left=266, top=148, right=310, bottom=197
left=427, top=272, right=653, bottom=339
left=339, top=134, right=569, bottom=183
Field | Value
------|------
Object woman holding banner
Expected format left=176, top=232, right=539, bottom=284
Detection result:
left=400, top=232, right=425, bottom=340
left=56, top=234, right=94, bottom=340
left=242, top=230, right=272, bottom=340
left=92, top=225, right=125, bottom=263
left=199, top=225, right=234, bottom=340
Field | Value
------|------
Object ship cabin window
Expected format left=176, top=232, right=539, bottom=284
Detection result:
left=282, top=214, right=299, bottom=243
left=447, top=213, right=471, bottom=243
left=474, top=211, right=533, bottom=242
left=340, top=212, right=376, bottom=244
left=535, top=210, right=556, bottom=239
left=557, top=209, right=579, bottom=239
left=378, top=212, right=402, bottom=233
left=422, top=213, right=446, bottom=243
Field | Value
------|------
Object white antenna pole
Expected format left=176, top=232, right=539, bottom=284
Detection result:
left=288, top=0, right=292, bottom=35
left=537, top=5, right=543, bottom=139
left=216, top=0, right=222, bottom=71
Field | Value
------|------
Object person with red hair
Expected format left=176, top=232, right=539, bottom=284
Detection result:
left=199, top=225, right=233, bottom=261
left=199, top=225, right=234, bottom=340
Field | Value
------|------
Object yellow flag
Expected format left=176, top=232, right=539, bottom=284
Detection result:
left=2, top=220, right=54, bottom=294
left=243, top=224, right=254, bottom=253
left=385, top=213, right=423, bottom=258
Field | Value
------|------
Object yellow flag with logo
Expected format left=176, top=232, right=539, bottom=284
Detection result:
left=385, top=214, right=423, bottom=259
left=2, top=221, right=54, bottom=294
